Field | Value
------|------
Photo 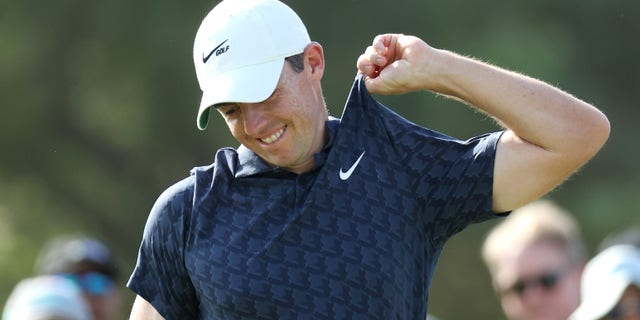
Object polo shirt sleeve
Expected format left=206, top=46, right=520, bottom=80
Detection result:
left=345, top=74, right=505, bottom=248
left=410, top=130, right=504, bottom=246
left=127, top=176, right=199, bottom=319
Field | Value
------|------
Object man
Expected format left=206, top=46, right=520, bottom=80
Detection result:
left=36, top=235, right=122, bottom=320
left=482, top=200, right=586, bottom=320
left=128, top=0, right=610, bottom=318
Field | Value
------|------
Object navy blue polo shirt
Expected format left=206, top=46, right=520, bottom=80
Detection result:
left=128, top=75, right=503, bottom=319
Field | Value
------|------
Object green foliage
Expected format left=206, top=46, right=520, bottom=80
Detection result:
left=1, top=0, right=638, bottom=318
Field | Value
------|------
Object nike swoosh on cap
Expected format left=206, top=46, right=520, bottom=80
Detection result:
left=202, top=39, right=229, bottom=63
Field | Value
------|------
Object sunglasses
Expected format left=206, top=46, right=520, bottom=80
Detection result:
left=63, top=272, right=114, bottom=296
left=499, top=266, right=570, bottom=297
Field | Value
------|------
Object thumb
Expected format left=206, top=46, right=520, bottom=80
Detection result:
left=362, top=64, right=400, bottom=94
left=363, top=74, right=385, bottom=94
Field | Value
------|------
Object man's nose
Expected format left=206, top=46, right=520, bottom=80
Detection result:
left=242, top=104, right=267, bottom=136
left=519, top=283, right=548, bottom=303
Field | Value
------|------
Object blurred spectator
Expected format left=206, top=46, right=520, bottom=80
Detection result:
left=482, top=200, right=586, bottom=320
left=2, top=274, right=91, bottom=320
left=35, top=235, right=122, bottom=320
left=569, top=244, right=640, bottom=320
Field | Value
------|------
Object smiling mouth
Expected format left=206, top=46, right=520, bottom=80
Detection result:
left=259, top=126, right=286, bottom=145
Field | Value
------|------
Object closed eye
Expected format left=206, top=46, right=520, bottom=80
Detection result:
left=215, top=104, right=239, bottom=116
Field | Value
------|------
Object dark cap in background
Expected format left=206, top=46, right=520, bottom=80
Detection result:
left=35, top=235, right=118, bottom=279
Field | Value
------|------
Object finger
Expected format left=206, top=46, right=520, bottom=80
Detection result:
left=371, top=34, right=392, bottom=55
left=363, top=72, right=387, bottom=93
left=356, top=54, right=378, bottom=77
left=365, top=45, right=388, bottom=66
left=357, top=46, right=386, bottom=76
left=357, top=34, right=403, bottom=78
left=372, top=33, right=403, bottom=60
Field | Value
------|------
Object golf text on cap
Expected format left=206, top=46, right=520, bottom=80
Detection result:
left=203, top=39, right=230, bottom=63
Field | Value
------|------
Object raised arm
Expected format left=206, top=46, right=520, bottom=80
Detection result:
left=357, top=34, right=610, bottom=213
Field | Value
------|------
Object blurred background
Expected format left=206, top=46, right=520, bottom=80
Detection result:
left=0, top=0, right=638, bottom=318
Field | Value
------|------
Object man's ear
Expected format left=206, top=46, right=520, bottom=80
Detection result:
left=304, top=42, right=324, bottom=79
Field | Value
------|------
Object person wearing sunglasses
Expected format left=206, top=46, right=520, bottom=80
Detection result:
left=34, top=235, right=123, bottom=320
left=482, top=200, right=586, bottom=320
left=570, top=244, right=640, bottom=320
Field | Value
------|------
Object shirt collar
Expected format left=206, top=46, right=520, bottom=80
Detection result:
left=235, top=116, right=340, bottom=178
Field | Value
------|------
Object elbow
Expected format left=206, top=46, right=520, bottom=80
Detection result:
left=589, top=110, right=610, bottom=155
left=575, top=109, right=610, bottom=163
left=598, top=111, right=611, bottom=142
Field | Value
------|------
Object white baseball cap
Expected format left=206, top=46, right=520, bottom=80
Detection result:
left=2, top=275, right=91, bottom=320
left=193, top=0, right=311, bottom=130
left=569, top=244, right=640, bottom=320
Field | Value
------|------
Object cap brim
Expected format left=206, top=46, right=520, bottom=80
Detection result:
left=569, top=277, right=629, bottom=320
left=197, top=58, right=285, bottom=130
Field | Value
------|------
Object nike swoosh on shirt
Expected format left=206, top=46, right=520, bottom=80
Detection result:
left=339, top=151, right=366, bottom=181
left=202, top=39, right=229, bottom=63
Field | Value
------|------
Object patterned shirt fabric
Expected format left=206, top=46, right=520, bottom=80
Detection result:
left=127, top=75, right=504, bottom=319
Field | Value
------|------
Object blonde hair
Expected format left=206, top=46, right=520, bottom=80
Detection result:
left=482, top=199, right=586, bottom=276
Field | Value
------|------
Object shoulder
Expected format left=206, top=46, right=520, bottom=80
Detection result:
left=146, top=153, right=228, bottom=224
left=156, top=175, right=197, bottom=208
left=145, top=175, right=197, bottom=232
